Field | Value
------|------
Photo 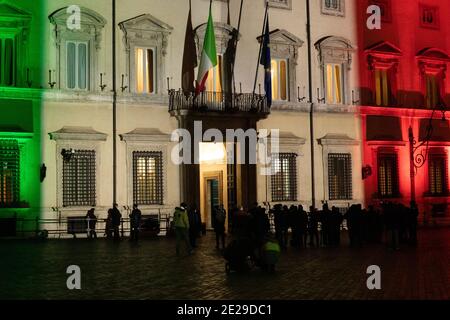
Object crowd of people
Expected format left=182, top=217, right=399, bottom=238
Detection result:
left=81, top=200, right=419, bottom=256
left=172, top=201, right=420, bottom=256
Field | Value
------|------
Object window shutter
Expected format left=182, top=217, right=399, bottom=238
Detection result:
left=67, top=42, right=76, bottom=89
left=78, top=43, right=87, bottom=90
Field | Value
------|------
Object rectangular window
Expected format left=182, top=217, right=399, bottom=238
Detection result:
left=377, top=153, right=399, bottom=198
left=425, top=74, right=441, bottom=109
left=328, top=153, right=352, bottom=200
left=271, top=153, right=297, bottom=202
left=62, top=150, right=96, bottom=207
left=428, top=153, right=448, bottom=196
left=66, top=41, right=89, bottom=90
left=268, top=0, right=292, bottom=10
left=420, top=5, right=439, bottom=29
left=133, top=151, right=163, bottom=205
left=0, top=140, right=20, bottom=207
left=326, top=63, right=344, bottom=104
left=374, top=68, right=391, bottom=106
left=0, top=37, right=15, bottom=86
left=135, top=47, right=156, bottom=94
left=271, top=59, right=288, bottom=101
left=322, top=0, right=345, bottom=16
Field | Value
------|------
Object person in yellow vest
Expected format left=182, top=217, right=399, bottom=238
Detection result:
left=262, top=234, right=281, bottom=273
left=173, top=203, right=193, bottom=256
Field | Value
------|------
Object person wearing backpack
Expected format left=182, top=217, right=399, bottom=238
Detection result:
left=214, top=204, right=227, bottom=250
left=173, top=203, right=192, bottom=256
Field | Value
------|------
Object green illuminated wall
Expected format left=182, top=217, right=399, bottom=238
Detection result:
left=0, top=0, right=46, bottom=231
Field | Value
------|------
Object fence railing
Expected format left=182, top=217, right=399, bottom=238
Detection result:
left=169, top=90, right=270, bottom=114
left=0, top=214, right=172, bottom=239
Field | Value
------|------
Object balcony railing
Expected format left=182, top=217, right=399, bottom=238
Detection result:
left=169, top=90, right=270, bottom=114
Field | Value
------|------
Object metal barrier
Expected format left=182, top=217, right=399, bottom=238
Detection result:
left=0, top=213, right=172, bottom=239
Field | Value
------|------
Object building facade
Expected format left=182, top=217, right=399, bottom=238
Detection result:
left=356, top=0, right=450, bottom=221
left=0, top=0, right=447, bottom=236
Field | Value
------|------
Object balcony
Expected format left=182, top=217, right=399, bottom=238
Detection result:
left=168, top=90, right=270, bottom=117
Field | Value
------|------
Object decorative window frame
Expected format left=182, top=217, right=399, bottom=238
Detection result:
left=49, top=7, right=106, bottom=91
left=426, top=148, right=449, bottom=197
left=318, top=134, right=359, bottom=205
left=257, top=29, right=304, bottom=102
left=268, top=0, right=292, bottom=10
left=0, top=3, right=31, bottom=87
left=315, top=36, right=353, bottom=105
left=195, top=22, right=240, bottom=56
left=416, top=48, right=449, bottom=107
left=119, top=14, right=173, bottom=95
left=321, top=0, right=345, bottom=17
left=267, top=131, right=305, bottom=204
left=365, top=41, right=403, bottom=106
left=120, top=128, right=170, bottom=210
left=49, top=127, right=107, bottom=215
left=419, top=4, right=440, bottom=30
left=0, top=132, right=33, bottom=207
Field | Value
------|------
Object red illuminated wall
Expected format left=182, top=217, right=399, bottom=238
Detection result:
left=355, top=0, right=450, bottom=215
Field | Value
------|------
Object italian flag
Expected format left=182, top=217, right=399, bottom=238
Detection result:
left=196, top=7, right=217, bottom=95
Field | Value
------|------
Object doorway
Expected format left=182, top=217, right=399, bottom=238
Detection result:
left=204, top=173, right=222, bottom=229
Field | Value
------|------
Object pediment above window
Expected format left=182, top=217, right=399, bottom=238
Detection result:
left=119, top=14, right=173, bottom=35
left=0, top=3, right=31, bottom=41
left=257, top=29, right=303, bottom=60
left=120, top=128, right=170, bottom=143
left=318, top=134, right=358, bottom=146
left=0, top=3, right=31, bottom=23
left=365, top=41, right=402, bottom=56
left=49, top=7, right=106, bottom=49
left=119, top=14, right=173, bottom=55
left=416, top=48, right=449, bottom=75
left=366, top=41, right=402, bottom=70
left=195, top=22, right=240, bottom=55
left=258, top=29, right=303, bottom=47
left=49, top=7, right=106, bottom=27
left=278, top=131, right=306, bottom=147
left=49, top=127, right=107, bottom=141
left=315, top=36, right=353, bottom=66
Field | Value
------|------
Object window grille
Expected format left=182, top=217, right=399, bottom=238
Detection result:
left=0, top=140, right=20, bottom=207
left=133, top=151, right=163, bottom=205
left=328, top=153, right=352, bottom=200
left=271, top=153, right=297, bottom=202
left=62, top=150, right=96, bottom=207
left=377, top=153, right=399, bottom=198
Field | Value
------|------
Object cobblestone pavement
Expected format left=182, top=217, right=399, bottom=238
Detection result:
left=0, top=228, right=449, bottom=300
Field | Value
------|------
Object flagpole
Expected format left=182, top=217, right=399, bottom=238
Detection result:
left=252, top=1, right=268, bottom=108
left=231, top=0, right=244, bottom=96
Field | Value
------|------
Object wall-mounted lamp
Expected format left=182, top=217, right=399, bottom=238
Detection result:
left=362, top=165, right=372, bottom=180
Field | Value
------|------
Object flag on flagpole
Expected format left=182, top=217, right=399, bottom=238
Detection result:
left=182, top=0, right=197, bottom=96
left=260, top=13, right=272, bottom=108
left=196, top=4, right=218, bottom=95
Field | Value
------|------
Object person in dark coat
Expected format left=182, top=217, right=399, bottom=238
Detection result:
left=289, top=205, right=301, bottom=248
left=111, top=203, right=122, bottom=240
left=308, top=206, right=319, bottom=248
left=86, top=208, right=97, bottom=239
left=105, top=209, right=113, bottom=238
left=214, top=204, right=227, bottom=250
left=188, top=204, right=202, bottom=248
left=129, top=204, right=142, bottom=242
left=298, top=205, right=308, bottom=248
